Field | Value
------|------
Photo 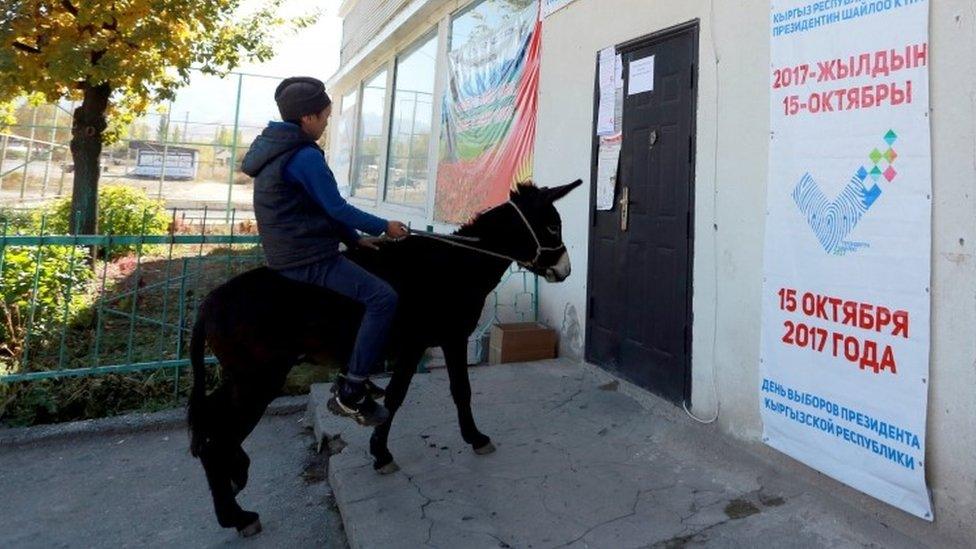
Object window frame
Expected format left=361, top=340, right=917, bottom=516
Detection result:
left=383, top=28, right=439, bottom=209
left=349, top=65, right=393, bottom=206
left=332, top=88, right=360, bottom=196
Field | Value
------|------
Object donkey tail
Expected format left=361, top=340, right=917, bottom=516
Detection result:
left=187, top=314, right=209, bottom=457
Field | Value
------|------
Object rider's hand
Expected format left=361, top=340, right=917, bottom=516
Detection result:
left=385, top=220, right=409, bottom=240
left=358, top=236, right=384, bottom=250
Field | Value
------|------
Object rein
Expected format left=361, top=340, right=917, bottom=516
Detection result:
left=404, top=201, right=564, bottom=269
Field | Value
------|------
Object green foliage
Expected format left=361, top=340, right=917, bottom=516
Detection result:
left=0, top=101, right=14, bottom=129
left=0, top=186, right=169, bottom=368
left=43, top=185, right=170, bottom=259
left=0, top=245, right=92, bottom=320
left=0, top=208, right=35, bottom=232
left=0, top=355, right=335, bottom=427
left=0, top=360, right=335, bottom=427
left=0, top=367, right=221, bottom=427
left=0, top=243, right=93, bottom=366
left=0, top=1, right=318, bottom=142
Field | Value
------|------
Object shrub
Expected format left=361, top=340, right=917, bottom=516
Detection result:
left=0, top=208, right=35, bottom=232
left=0, top=243, right=93, bottom=369
left=0, top=207, right=93, bottom=372
left=0, top=367, right=222, bottom=427
left=41, top=185, right=170, bottom=260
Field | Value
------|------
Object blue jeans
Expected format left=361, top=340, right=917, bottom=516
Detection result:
left=277, top=256, right=398, bottom=382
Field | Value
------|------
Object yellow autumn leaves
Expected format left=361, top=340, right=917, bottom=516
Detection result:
left=0, top=0, right=314, bottom=138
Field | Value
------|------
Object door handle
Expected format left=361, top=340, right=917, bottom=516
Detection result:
left=619, top=186, right=629, bottom=231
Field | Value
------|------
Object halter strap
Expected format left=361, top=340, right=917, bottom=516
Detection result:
left=506, top=200, right=566, bottom=265
left=406, top=201, right=564, bottom=268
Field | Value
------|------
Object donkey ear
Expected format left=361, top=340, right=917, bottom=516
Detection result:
left=543, top=179, right=583, bottom=202
left=510, top=180, right=538, bottom=199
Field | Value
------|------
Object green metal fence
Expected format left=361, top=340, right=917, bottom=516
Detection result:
left=0, top=207, right=263, bottom=388
left=0, top=69, right=284, bottom=216
left=0, top=209, right=538, bottom=388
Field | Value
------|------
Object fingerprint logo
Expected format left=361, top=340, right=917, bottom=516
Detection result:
left=792, top=130, right=898, bottom=255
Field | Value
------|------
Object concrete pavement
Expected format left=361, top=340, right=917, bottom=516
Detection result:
left=310, top=360, right=943, bottom=549
left=0, top=397, right=346, bottom=549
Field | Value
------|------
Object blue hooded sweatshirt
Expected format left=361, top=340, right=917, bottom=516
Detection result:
left=242, top=121, right=387, bottom=269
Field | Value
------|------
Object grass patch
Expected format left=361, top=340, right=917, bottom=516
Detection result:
left=0, top=361, right=340, bottom=428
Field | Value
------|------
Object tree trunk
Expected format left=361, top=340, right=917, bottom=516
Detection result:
left=69, top=83, right=111, bottom=235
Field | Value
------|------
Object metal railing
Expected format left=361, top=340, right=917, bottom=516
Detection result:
left=0, top=208, right=262, bottom=389
left=0, top=69, right=284, bottom=217
left=1, top=214, right=537, bottom=387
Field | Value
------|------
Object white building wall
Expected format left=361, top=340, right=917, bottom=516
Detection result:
left=533, top=0, right=975, bottom=543
left=327, top=0, right=976, bottom=541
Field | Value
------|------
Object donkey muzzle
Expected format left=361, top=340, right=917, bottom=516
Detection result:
left=545, top=251, right=571, bottom=282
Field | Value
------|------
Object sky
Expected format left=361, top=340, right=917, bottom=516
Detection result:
left=160, top=1, right=343, bottom=142
left=235, top=0, right=343, bottom=79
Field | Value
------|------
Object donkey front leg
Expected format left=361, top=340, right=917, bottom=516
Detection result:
left=443, top=340, right=494, bottom=455
left=369, top=346, right=426, bottom=474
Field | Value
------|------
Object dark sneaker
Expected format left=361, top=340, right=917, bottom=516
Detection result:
left=331, top=375, right=386, bottom=400
left=327, top=382, right=389, bottom=426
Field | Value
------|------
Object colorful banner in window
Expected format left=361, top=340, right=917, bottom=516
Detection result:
left=760, top=0, right=932, bottom=519
left=434, top=3, right=540, bottom=224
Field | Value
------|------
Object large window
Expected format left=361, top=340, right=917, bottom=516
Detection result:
left=385, top=33, right=438, bottom=207
left=450, top=0, right=536, bottom=52
left=333, top=90, right=358, bottom=197
left=352, top=69, right=388, bottom=200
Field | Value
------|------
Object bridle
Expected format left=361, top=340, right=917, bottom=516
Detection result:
left=407, top=201, right=565, bottom=270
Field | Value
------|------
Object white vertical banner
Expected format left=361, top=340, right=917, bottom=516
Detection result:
left=761, top=1, right=932, bottom=519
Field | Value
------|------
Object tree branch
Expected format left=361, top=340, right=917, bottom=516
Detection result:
left=12, top=41, right=41, bottom=54
left=61, top=0, right=79, bottom=16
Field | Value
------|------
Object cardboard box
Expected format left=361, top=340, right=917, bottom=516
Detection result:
left=489, top=322, right=558, bottom=364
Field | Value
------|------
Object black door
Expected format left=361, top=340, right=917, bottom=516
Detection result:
left=585, top=23, right=698, bottom=404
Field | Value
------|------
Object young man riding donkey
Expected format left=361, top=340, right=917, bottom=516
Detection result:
left=187, top=76, right=581, bottom=536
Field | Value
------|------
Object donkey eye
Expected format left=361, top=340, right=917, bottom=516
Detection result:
left=547, top=224, right=560, bottom=235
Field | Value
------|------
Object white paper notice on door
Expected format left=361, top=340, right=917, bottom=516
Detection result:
left=597, top=47, right=617, bottom=135
left=628, top=56, right=655, bottom=95
left=596, top=134, right=622, bottom=210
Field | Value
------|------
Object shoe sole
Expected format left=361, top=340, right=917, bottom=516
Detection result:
left=331, top=380, right=386, bottom=401
left=326, top=396, right=389, bottom=427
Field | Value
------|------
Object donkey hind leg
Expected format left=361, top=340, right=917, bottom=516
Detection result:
left=229, top=444, right=251, bottom=496
left=197, top=384, right=258, bottom=534
left=199, top=369, right=284, bottom=537
left=230, top=368, right=289, bottom=494
left=443, top=340, right=494, bottom=455
left=369, top=346, right=426, bottom=474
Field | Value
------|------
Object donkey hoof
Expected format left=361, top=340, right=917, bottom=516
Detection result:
left=237, top=518, right=263, bottom=538
left=376, top=460, right=400, bottom=475
left=473, top=442, right=496, bottom=455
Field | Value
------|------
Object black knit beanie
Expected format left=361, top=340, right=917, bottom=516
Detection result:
left=274, top=76, right=332, bottom=122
